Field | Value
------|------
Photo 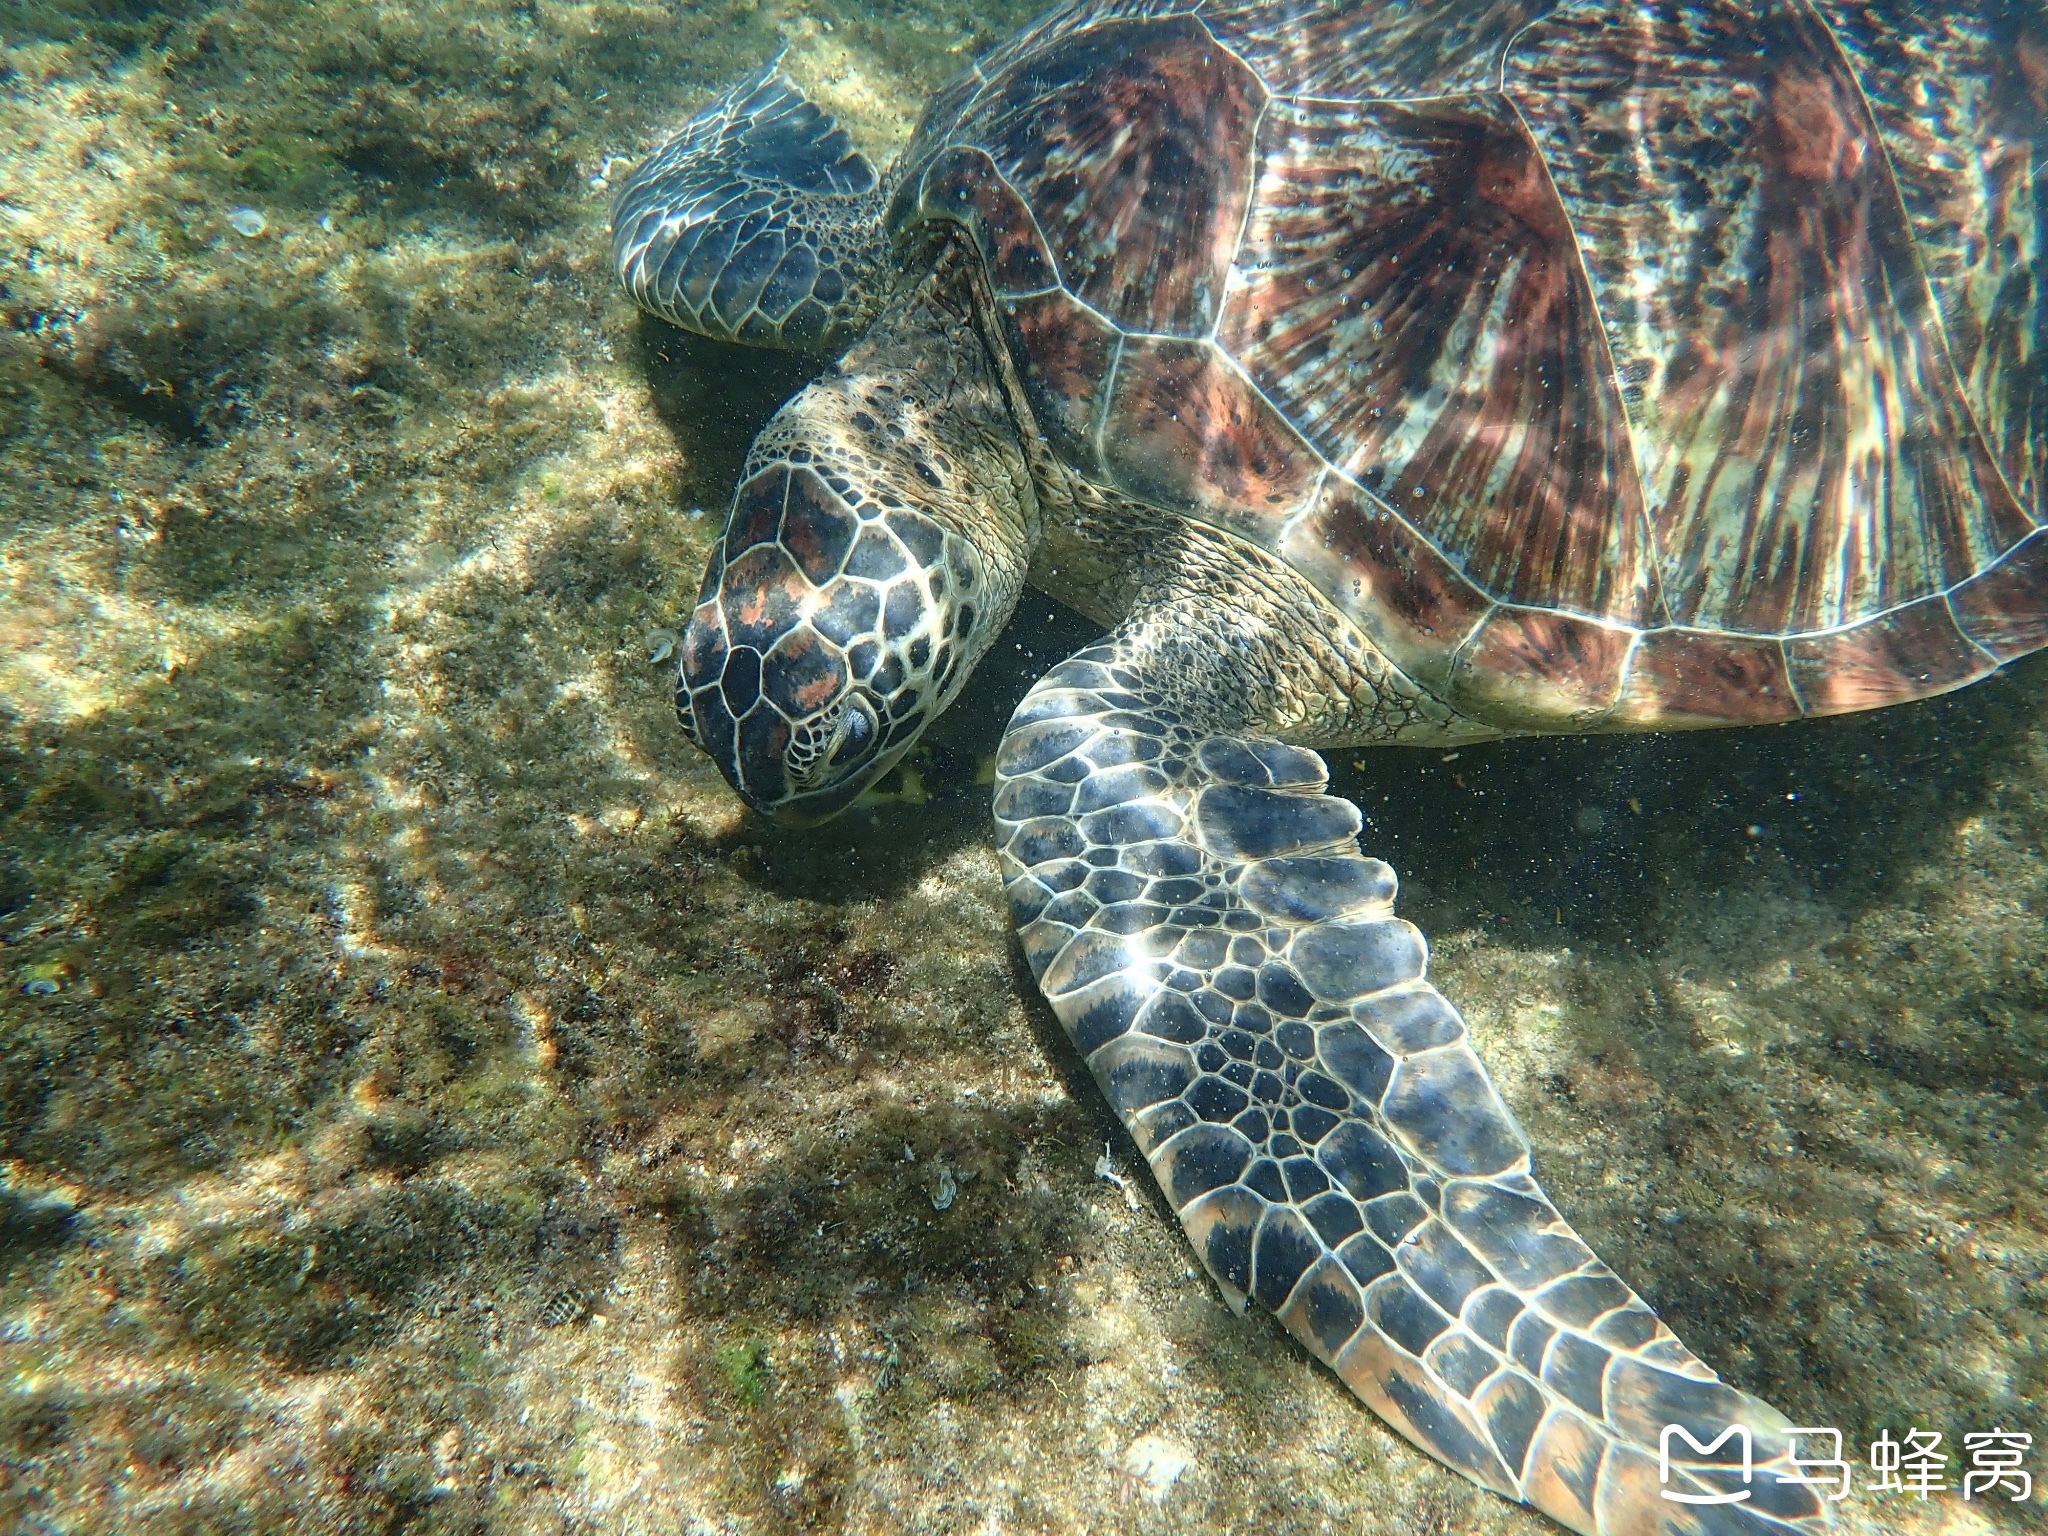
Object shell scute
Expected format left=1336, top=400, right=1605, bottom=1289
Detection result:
left=1001, top=289, right=1120, bottom=471
left=1103, top=337, right=1323, bottom=530
left=1509, top=0, right=2037, bottom=639
left=1819, top=3, right=2048, bottom=525
left=1280, top=480, right=1491, bottom=693
left=1218, top=92, right=1654, bottom=627
left=1203, top=0, right=1549, bottom=100
left=1612, top=630, right=1799, bottom=730
left=1951, top=530, right=2048, bottom=662
left=934, top=13, right=1265, bottom=337
left=1784, top=600, right=1994, bottom=716
left=913, top=145, right=1058, bottom=296
left=1447, top=608, right=1631, bottom=730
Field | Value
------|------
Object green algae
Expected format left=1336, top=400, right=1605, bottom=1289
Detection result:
left=98, top=831, right=258, bottom=946
left=0, top=0, right=2043, bottom=1533
left=718, top=1336, right=770, bottom=1405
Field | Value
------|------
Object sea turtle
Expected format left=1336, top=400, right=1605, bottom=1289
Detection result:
left=609, top=2, right=2046, bottom=1531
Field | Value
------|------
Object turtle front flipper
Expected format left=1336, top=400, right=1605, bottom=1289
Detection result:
left=995, top=635, right=1831, bottom=1536
left=610, top=60, right=892, bottom=350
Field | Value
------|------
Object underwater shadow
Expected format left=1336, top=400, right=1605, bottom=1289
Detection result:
left=0, top=609, right=382, bottom=1172
left=630, top=314, right=824, bottom=511
left=1328, top=649, right=2048, bottom=951
left=634, top=1079, right=1116, bottom=1524
left=724, top=566, right=2046, bottom=940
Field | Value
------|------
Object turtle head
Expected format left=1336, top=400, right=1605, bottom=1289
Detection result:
left=676, top=454, right=994, bottom=825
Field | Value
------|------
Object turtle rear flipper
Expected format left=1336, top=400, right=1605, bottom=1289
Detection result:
left=995, top=632, right=1832, bottom=1536
left=611, top=60, right=892, bottom=351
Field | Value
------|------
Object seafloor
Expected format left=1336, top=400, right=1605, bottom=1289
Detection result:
left=0, top=1, right=2042, bottom=1532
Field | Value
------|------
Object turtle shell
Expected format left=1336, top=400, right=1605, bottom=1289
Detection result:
left=890, top=0, right=2048, bottom=730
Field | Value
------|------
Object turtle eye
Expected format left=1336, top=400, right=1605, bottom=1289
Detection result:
left=826, top=692, right=878, bottom=767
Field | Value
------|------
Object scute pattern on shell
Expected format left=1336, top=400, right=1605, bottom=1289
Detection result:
left=892, top=0, right=2048, bottom=730
left=1218, top=92, right=1653, bottom=625
left=961, top=14, right=1265, bottom=337
left=1509, top=0, right=2034, bottom=636
left=1791, top=1, right=2048, bottom=534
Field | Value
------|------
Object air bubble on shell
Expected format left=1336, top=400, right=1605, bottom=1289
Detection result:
left=227, top=207, right=268, bottom=237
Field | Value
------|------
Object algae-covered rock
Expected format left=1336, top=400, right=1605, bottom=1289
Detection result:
left=0, top=2, right=2041, bottom=1533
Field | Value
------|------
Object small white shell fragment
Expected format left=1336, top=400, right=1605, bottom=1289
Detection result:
left=930, top=1166, right=956, bottom=1211
left=227, top=206, right=268, bottom=237
left=1094, top=1141, right=1140, bottom=1209
left=643, top=628, right=679, bottom=664
left=1122, top=1434, right=1192, bottom=1502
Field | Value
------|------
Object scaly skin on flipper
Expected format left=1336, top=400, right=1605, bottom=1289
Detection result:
left=610, top=61, right=895, bottom=350
left=993, top=593, right=1831, bottom=1536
